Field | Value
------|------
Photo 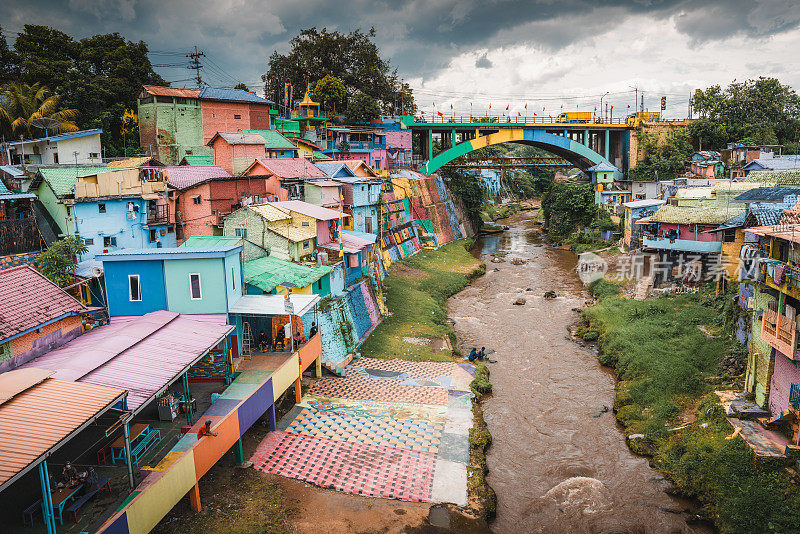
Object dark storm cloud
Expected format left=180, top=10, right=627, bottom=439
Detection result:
left=3, top=0, right=799, bottom=85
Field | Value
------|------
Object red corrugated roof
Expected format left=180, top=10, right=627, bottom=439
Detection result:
left=141, top=85, right=200, bottom=98
left=0, top=266, right=89, bottom=342
left=162, top=165, right=232, bottom=190
left=248, top=158, right=326, bottom=179
left=0, top=372, right=124, bottom=490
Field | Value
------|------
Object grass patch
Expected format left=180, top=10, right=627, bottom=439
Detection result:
left=482, top=202, right=520, bottom=222
left=154, top=468, right=291, bottom=534
left=468, top=397, right=497, bottom=518
left=360, top=240, right=484, bottom=361
left=470, top=362, right=492, bottom=399
left=583, top=288, right=800, bottom=532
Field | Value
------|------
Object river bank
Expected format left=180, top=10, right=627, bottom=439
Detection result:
left=448, top=209, right=708, bottom=533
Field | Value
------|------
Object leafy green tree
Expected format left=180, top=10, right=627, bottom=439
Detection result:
left=0, top=82, right=79, bottom=138
left=439, top=167, right=484, bottom=228
left=38, top=236, right=87, bottom=287
left=263, top=27, right=413, bottom=113
left=541, top=182, right=595, bottom=240
left=346, top=92, right=380, bottom=123
left=693, top=77, right=800, bottom=147
left=0, top=27, right=17, bottom=85
left=234, top=82, right=249, bottom=91
left=312, top=75, right=346, bottom=113
left=630, top=126, right=693, bottom=181
left=687, top=117, right=728, bottom=151
left=8, top=25, right=165, bottom=155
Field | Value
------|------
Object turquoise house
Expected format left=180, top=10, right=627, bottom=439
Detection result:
left=98, top=241, right=243, bottom=317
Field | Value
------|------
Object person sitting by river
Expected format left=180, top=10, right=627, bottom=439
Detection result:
left=477, top=347, right=486, bottom=360
left=469, top=348, right=478, bottom=362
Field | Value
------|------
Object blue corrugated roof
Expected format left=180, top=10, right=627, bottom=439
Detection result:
left=315, top=162, right=356, bottom=178
left=199, top=86, right=274, bottom=105
left=744, top=156, right=800, bottom=171
left=97, top=244, right=241, bottom=261
left=8, top=129, right=102, bottom=145
left=752, top=207, right=783, bottom=226
left=0, top=165, right=25, bottom=177
left=734, top=186, right=800, bottom=202
left=587, top=162, right=618, bottom=172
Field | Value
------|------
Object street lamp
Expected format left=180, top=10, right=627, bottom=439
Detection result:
left=599, top=92, right=610, bottom=122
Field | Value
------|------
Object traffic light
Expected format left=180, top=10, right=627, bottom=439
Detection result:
left=661, top=96, right=667, bottom=111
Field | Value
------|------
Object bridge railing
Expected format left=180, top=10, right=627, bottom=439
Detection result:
left=412, top=114, right=629, bottom=125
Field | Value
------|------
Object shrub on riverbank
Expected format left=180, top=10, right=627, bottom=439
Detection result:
left=583, top=287, right=800, bottom=532
left=360, top=240, right=484, bottom=361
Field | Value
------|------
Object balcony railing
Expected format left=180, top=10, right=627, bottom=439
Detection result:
left=761, top=307, right=798, bottom=358
left=147, top=204, right=169, bottom=225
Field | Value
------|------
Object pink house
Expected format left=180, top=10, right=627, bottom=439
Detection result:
left=385, top=130, right=412, bottom=169
left=304, top=180, right=342, bottom=209
left=269, top=200, right=345, bottom=245
left=199, top=86, right=273, bottom=143
left=244, top=158, right=326, bottom=201
left=207, top=132, right=266, bottom=175
left=769, top=351, right=800, bottom=420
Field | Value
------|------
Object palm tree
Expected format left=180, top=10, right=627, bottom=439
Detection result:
left=0, top=82, right=79, bottom=139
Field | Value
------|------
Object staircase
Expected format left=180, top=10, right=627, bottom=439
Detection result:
left=634, top=275, right=654, bottom=300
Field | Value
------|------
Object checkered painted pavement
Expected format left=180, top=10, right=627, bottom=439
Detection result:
left=251, top=358, right=474, bottom=506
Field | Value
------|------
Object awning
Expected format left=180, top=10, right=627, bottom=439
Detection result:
left=21, top=311, right=233, bottom=414
left=229, top=294, right=320, bottom=317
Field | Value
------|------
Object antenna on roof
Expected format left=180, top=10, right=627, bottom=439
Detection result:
left=187, top=46, right=206, bottom=89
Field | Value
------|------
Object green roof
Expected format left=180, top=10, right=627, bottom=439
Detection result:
left=312, top=150, right=331, bottom=161
left=182, top=155, right=215, bottom=166
left=180, top=236, right=243, bottom=247
left=241, top=129, right=297, bottom=150
left=37, top=166, right=109, bottom=197
left=746, top=170, right=800, bottom=185
left=648, top=204, right=743, bottom=225
left=273, top=119, right=301, bottom=137
left=244, top=256, right=332, bottom=293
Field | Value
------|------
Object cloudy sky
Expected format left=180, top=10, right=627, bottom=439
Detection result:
left=5, top=0, right=800, bottom=118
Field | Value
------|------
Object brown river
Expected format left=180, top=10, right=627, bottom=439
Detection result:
left=448, top=210, right=711, bottom=534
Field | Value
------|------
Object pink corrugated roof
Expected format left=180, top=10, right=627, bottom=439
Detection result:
left=162, top=165, right=231, bottom=190
left=0, top=265, right=89, bottom=341
left=250, top=158, right=326, bottom=179
left=270, top=200, right=342, bottom=221
left=22, top=311, right=233, bottom=412
left=318, top=232, right=372, bottom=253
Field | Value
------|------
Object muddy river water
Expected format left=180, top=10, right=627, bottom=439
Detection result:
left=448, top=210, right=710, bottom=534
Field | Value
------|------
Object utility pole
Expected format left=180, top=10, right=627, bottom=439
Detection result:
left=187, top=46, right=205, bottom=89
left=641, top=93, right=644, bottom=114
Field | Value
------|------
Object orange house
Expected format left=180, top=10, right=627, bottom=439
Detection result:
left=0, top=265, right=93, bottom=372
left=207, top=132, right=267, bottom=175
left=199, top=87, right=273, bottom=144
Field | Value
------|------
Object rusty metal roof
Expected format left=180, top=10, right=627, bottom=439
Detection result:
left=0, top=371, right=124, bottom=491
left=141, top=85, right=200, bottom=98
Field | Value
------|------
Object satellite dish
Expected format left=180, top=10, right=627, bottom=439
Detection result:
left=29, top=117, right=62, bottom=136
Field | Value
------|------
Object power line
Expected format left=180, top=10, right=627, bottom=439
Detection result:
left=186, top=46, right=205, bottom=89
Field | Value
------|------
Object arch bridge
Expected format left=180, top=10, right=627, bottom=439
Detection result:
left=400, top=115, right=631, bottom=178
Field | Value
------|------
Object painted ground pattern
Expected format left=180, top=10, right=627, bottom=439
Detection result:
left=250, top=358, right=474, bottom=505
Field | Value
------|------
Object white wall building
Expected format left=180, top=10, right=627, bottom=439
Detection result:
left=5, top=129, right=103, bottom=166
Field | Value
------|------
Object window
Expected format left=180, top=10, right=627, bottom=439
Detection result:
left=98, top=203, right=106, bottom=213
left=235, top=227, right=248, bottom=238
left=317, top=279, right=322, bottom=290
left=156, top=96, right=173, bottom=103
left=189, top=273, right=202, bottom=300
left=149, top=229, right=158, bottom=242
left=167, top=226, right=175, bottom=233
left=301, top=221, right=310, bottom=227
left=103, top=236, right=117, bottom=247
left=192, top=196, right=202, bottom=205
left=89, top=153, right=99, bottom=158
left=53, top=153, right=59, bottom=164
left=175, top=97, right=187, bottom=105
left=140, top=96, right=154, bottom=105
left=722, top=228, right=737, bottom=243
left=303, top=240, right=310, bottom=249
left=83, top=238, right=94, bottom=246
left=234, top=114, right=241, bottom=119
left=231, top=266, right=236, bottom=290
left=129, top=275, right=141, bottom=302
left=257, top=115, right=262, bottom=120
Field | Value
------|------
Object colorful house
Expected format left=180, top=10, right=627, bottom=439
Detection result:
left=2, top=129, right=103, bottom=166
left=71, top=167, right=175, bottom=258
left=207, top=132, right=270, bottom=175
left=321, top=127, right=387, bottom=170
left=344, top=159, right=380, bottom=178
left=304, top=180, right=342, bottom=209
left=244, top=255, right=333, bottom=296
left=317, top=230, right=375, bottom=287
left=315, top=161, right=358, bottom=179
left=334, top=176, right=382, bottom=234
left=32, top=165, right=109, bottom=236
left=640, top=204, right=730, bottom=255
left=587, top=161, right=622, bottom=205
left=98, top=241, right=244, bottom=317
left=0, top=265, right=93, bottom=371
left=742, top=155, right=800, bottom=176
left=240, top=130, right=298, bottom=159
left=288, top=137, right=327, bottom=161
left=690, top=151, right=725, bottom=178
left=243, top=158, right=326, bottom=201
left=137, top=85, right=273, bottom=165
left=622, top=199, right=664, bottom=249
left=199, top=86, right=273, bottom=143
left=380, top=118, right=413, bottom=170
left=222, top=203, right=318, bottom=262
